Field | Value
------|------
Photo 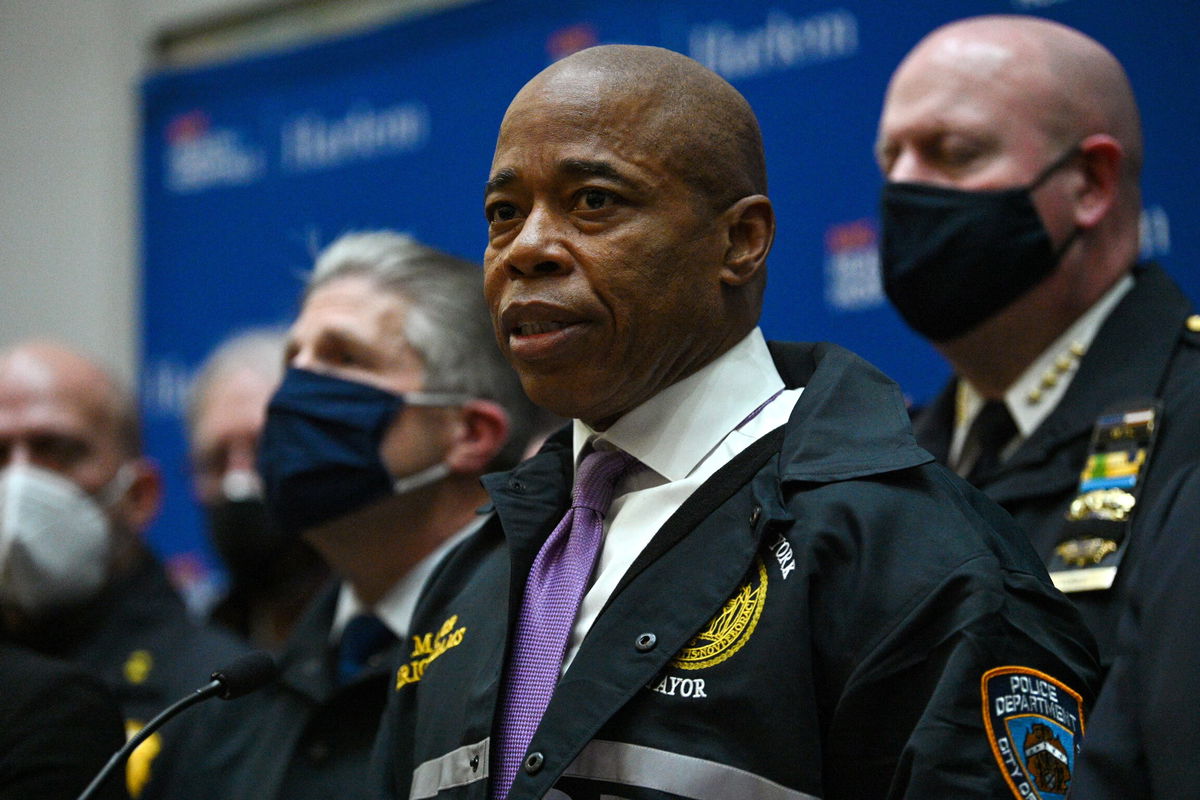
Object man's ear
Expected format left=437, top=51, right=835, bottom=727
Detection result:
left=116, top=457, right=163, bottom=534
left=445, top=400, right=510, bottom=474
left=720, top=194, right=775, bottom=287
left=1072, top=133, right=1122, bottom=229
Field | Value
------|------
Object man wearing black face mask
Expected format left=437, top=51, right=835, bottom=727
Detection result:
left=187, top=328, right=328, bottom=651
left=144, top=231, right=542, bottom=800
left=877, top=15, right=1200, bottom=671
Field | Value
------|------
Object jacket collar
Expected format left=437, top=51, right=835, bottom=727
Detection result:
left=494, top=340, right=931, bottom=501
left=277, top=580, right=403, bottom=701
left=768, top=340, right=933, bottom=482
left=485, top=340, right=932, bottom=570
left=912, top=264, right=1190, bottom=499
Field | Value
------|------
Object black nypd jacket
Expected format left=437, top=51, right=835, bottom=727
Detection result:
left=373, top=341, right=1100, bottom=800
left=7, top=554, right=249, bottom=798
left=1070, top=462, right=1200, bottom=800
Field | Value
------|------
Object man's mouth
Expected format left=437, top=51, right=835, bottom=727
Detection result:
left=513, top=320, right=572, bottom=336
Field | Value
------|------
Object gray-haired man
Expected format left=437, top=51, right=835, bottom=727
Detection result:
left=145, top=231, right=541, bottom=800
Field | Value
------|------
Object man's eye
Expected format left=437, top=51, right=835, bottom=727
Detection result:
left=333, top=349, right=360, bottom=367
left=487, top=203, right=519, bottom=223
left=575, top=188, right=616, bottom=211
left=192, top=449, right=225, bottom=482
left=936, top=139, right=984, bottom=168
left=31, top=436, right=87, bottom=469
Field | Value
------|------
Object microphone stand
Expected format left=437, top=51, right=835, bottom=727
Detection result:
left=76, top=679, right=223, bottom=800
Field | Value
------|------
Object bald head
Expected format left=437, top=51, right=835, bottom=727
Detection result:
left=0, top=342, right=140, bottom=460
left=0, top=341, right=163, bottom=589
left=890, top=15, right=1142, bottom=191
left=878, top=16, right=1145, bottom=390
left=484, top=44, right=775, bottom=427
left=513, top=45, right=767, bottom=208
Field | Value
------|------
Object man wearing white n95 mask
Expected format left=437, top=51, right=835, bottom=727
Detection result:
left=0, top=341, right=247, bottom=798
left=0, top=456, right=133, bottom=613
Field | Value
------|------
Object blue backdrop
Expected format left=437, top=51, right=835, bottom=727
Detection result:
left=139, top=0, right=1199, bottom=605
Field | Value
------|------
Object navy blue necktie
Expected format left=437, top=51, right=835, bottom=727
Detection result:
left=337, top=613, right=396, bottom=684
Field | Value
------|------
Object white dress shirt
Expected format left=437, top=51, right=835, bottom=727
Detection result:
left=562, top=328, right=802, bottom=671
left=951, top=275, right=1135, bottom=474
left=331, top=514, right=487, bottom=644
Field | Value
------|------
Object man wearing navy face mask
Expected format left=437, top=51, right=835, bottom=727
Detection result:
left=877, top=15, right=1200, bottom=671
left=144, top=231, right=542, bottom=800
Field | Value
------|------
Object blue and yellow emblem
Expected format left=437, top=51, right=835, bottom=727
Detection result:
left=982, top=667, right=1084, bottom=800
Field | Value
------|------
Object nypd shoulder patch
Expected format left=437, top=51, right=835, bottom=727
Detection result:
left=981, top=666, right=1084, bottom=800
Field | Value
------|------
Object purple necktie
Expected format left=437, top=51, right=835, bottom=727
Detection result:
left=491, top=447, right=639, bottom=798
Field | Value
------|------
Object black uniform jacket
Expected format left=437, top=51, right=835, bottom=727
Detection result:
left=1070, top=462, right=1200, bottom=800
left=373, top=341, right=1100, bottom=800
left=10, top=553, right=248, bottom=724
left=9, top=554, right=248, bottom=797
left=65, top=556, right=250, bottom=725
left=0, top=641, right=128, bottom=800
left=145, top=581, right=402, bottom=800
left=913, top=263, right=1200, bottom=664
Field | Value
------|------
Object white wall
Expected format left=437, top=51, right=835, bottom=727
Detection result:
left=0, top=0, right=439, bottom=381
left=0, top=0, right=146, bottom=380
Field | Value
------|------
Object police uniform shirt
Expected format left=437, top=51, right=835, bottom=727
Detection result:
left=563, top=327, right=802, bottom=670
left=950, top=274, right=1134, bottom=474
left=914, top=263, right=1200, bottom=667
left=1069, top=461, right=1200, bottom=800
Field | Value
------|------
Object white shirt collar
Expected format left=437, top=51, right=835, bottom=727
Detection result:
left=954, top=274, right=1135, bottom=457
left=571, top=328, right=786, bottom=482
left=331, top=513, right=488, bottom=642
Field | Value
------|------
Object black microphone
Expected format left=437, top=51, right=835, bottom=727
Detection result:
left=76, top=651, right=277, bottom=800
left=208, top=649, right=278, bottom=699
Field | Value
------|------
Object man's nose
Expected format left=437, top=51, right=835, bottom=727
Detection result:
left=2, top=442, right=32, bottom=469
left=502, top=207, right=570, bottom=278
left=289, top=347, right=317, bottom=371
left=886, top=150, right=945, bottom=185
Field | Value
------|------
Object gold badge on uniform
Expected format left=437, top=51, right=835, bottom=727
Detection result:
left=123, top=649, right=154, bottom=684
left=1049, top=401, right=1160, bottom=593
left=670, top=559, right=767, bottom=671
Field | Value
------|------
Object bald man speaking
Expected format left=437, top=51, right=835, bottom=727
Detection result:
left=371, top=44, right=1099, bottom=799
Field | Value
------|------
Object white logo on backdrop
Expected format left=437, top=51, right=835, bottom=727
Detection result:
left=1140, top=205, right=1171, bottom=260
left=1011, top=0, right=1072, bottom=8
left=824, top=220, right=884, bottom=312
left=142, top=359, right=194, bottom=418
left=166, top=127, right=266, bottom=194
left=689, top=8, right=859, bottom=81
left=281, top=102, right=430, bottom=173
